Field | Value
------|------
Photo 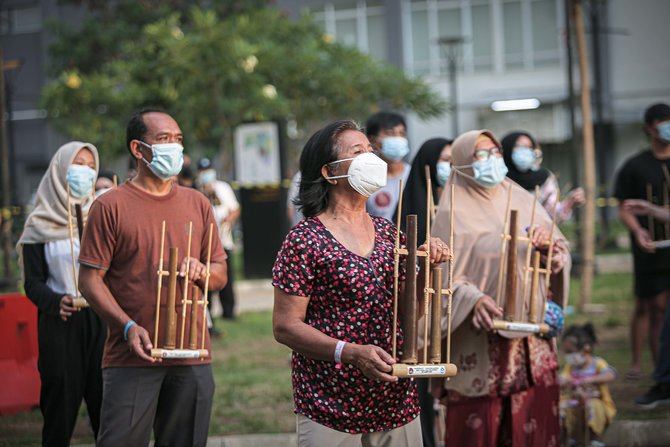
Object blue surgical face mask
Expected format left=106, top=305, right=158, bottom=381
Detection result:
left=198, top=169, right=217, bottom=186
left=380, top=136, right=410, bottom=161
left=66, top=164, right=97, bottom=198
left=436, top=161, right=451, bottom=186
left=139, top=141, right=184, bottom=180
left=456, top=156, right=508, bottom=189
left=511, top=146, right=536, bottom=172
left=657, top=121, right=670, bottom=143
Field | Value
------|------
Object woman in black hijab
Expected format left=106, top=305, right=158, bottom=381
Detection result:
left=502, top=131, right=584, bottom=223
left=396, top=137, right=453, bottom=234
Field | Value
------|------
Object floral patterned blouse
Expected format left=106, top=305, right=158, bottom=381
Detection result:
left=272, top=216, right=419, bottom=433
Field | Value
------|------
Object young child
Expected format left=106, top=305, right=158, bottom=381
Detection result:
left=560, top=323, right=617, bottom=447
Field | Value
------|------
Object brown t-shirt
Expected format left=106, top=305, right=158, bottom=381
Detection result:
left=79, top=181, right=226, bottom=368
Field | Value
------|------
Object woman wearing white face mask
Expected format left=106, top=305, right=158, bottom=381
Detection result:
left=17, top=142, right=106, bottom=446
left=431, top=130, right=572, bottom=446
left=272, top=120, right=450, bottom=446
left=502, top=131, right=585, bottom=224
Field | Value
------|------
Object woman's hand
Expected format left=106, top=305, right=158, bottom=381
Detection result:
left=565, top=187, right=585, bottom=209
left=530, top=226, right=565, bottom=272
left=418, top=237, right=450, bottom=266
left=472, top=295, right=503, bottom=331
left=342, top=343, right=398, bottom=383
left=59, top=295, right=79, bottom=321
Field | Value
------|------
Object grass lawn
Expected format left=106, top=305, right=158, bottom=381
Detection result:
left=1, top=271, right=669, bottom=445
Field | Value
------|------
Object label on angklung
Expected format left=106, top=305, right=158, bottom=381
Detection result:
left=502, top=322, right=540, bottom=332
left=159, top=350, right=202, bottom=359
left=406, top=365, right=447, bottom=376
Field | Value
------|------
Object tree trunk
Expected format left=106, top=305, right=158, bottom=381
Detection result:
left=573, top=0, right=596, bottom=311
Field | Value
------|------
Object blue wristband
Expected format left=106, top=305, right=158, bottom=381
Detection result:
left=123, top=321, right=136, bottom=341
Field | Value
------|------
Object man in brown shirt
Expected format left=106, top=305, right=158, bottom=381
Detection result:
left=79, top=108, right=227, bottom=446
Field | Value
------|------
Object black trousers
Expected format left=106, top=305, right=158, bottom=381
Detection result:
left=37, top=308, right=106, bottom=447
left=214, top=248, right=236, bottom=319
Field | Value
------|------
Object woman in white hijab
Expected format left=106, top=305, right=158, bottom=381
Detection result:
left=17, top=141, right=106, bottom=446
left=431, top=130, right=571, bottom=447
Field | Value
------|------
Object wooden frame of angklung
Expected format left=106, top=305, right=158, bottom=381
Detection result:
left=491, top=183, right=557, bottom=335
left=150, top=220, right=214, bottom=359
left=391, top=173, right=458, bottom=379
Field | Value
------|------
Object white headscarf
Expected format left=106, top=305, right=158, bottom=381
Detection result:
left=17, top=141, right=99, bottom=249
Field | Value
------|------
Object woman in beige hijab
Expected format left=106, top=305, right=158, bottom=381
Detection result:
left=17, top=142, right=106, bottom=446
left=431, top=130, right=570, bottom=447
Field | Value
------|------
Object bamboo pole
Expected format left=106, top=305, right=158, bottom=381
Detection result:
left=574, top=0, right=597, bottom=312
left=504, top=210, right=519, bottom=321
left=153, top=221, right=167, bottom=348
left=164, top=247, right=179, bottom=350
left=401, top=215, right=418, bottom=364
left=392, top=180, right=404, bottom=360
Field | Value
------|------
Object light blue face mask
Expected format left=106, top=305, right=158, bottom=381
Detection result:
left=658, top=121, right=670, bottom=143
left=139, top=141, right=184, bottom=180
left=456, top=156, right=508, bottom=189
left=511, top=146, right=536, bottom=172
left=381, top=136, right=410, bottom=161
left=66, top=164, right=97, bottom=198
left=198, top=169, right=217, bottom=186
left=436, top=161, right=451, bottom=186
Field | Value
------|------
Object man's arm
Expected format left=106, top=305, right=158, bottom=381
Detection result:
left=619, top=204, right=655, bottom=252
left=79, top=265, right=156, bottom=362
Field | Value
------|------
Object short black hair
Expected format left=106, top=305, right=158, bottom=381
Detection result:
left=562, top=323, right=597, bottom=350
left=365, top=111, right=406, bottom=138
left=295, top=120, right=362, bottom=218
left=126, top=106, right=168, bottom=155
left=644, top=103, right=670, bottom=126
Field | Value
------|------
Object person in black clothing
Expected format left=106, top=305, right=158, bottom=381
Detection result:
left=17, top=141, right=106, bottom=446
left=613, top=103, right=670, bottom=387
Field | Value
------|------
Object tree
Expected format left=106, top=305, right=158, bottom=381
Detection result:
left=41, top=3, right=446, bottom=163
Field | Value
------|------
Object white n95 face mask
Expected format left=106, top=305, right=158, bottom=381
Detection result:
left=325, top=152, right=388, bottom=197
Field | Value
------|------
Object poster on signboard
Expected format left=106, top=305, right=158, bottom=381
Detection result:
left=234, top=121, right=281, bottom=185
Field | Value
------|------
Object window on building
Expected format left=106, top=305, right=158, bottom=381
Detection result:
left=407, top=0, right=560, bottom=76
left=311, top=1, right=387, bottom=62
left=1, top=6, right=42, bottom=34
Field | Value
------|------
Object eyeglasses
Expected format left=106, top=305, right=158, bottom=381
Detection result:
left=473, top=147, right=502, bottom=161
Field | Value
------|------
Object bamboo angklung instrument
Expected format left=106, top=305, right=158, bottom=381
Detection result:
left=151, top=220, right=211, bottom=359
left=492, top=185, right=556, bottom=334
left=647, top=183, right=655, bottom=241
left=391, top=176, right=457, bottom=378
left=66, top=184, right=89, bottom=309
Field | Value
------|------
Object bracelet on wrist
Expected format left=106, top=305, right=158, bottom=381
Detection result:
left=123, top=320, right=137, bottom=341
left=334, top=340, right=346, bottom=364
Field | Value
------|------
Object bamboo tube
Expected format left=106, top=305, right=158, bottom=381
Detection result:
left=496, top=184, right=513, bottom=306
left=164, top=247, right=179, bottom=350
left=392, top=180, right=404, bottom=360
left=422, top=175, right=432, bottom=364
left=113, top=174, right=118, bottom=188
left=529, top=251, right=541, bottom=323
left=153, top=221, right=166, bottom=347
left=189, top=284, right=200, bottom=349
left=521, top=187, right=540, bottom=303
left=446, top=184, right=455, bottom=364
left=647, top=184, right=655, bottom=241
left=401, top=215, right=418, bottom=364
left=430, top=267, right=442, bottom=363
left=74, top=204, right=84, bottom=242
left=543, top=192, right=560, bottom=291
left=504, top=210, right=519, bottom=321
left=66, top=184, right=80, bottom=305
left=200, top=223, right=214, bottom=350
left=179, top=222, right=193, bottom=349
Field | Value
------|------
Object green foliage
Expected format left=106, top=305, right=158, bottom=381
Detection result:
left=42, top=4, right=446, bottom=163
